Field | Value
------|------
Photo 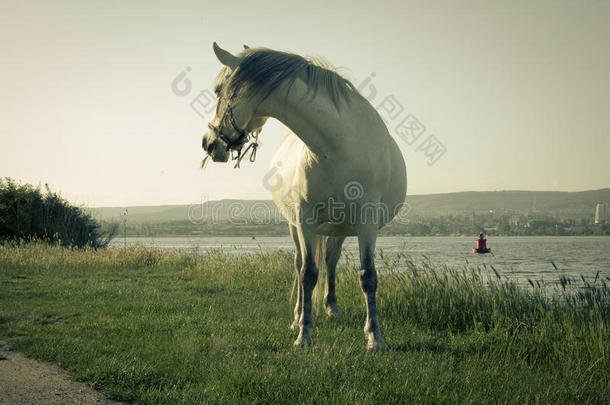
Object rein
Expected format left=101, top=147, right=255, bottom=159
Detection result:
left=231, top=129, right=260, bottom=168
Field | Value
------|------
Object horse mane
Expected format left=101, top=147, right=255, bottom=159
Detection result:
left=217, top=48, right=363, bottom=110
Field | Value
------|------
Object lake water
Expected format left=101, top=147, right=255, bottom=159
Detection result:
left=109, top=236, right=610, bottom=289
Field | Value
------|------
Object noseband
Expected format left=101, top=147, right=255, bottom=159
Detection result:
left=207, top=101, right=248, bottom=151
left=206, top=101, right=260, bottom=168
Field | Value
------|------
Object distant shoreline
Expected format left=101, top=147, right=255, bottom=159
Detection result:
left=111, top=233, right=610, bottom=238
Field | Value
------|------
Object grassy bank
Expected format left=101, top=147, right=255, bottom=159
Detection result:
left=0, top=243, right=608, bottom=404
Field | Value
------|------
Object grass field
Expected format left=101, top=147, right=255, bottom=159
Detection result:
left=1, top=243, right=608, bottom=404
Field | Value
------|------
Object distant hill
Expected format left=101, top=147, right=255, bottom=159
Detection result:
left=405, top=189, right=610, bottom=217
left=90, top=189, right=610, bottom=224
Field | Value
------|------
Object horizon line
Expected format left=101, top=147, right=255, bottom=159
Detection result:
left=88, top=187, right=610, bottom=209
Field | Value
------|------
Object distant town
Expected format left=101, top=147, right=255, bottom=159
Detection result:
left=382, top=208, right=609, bottom=236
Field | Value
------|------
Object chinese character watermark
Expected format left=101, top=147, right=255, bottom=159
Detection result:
left=356, top=72, right=447, bottom=166
left=171, top=66, right=446, bottom=166
left=171, top=66, right=217, bottom=121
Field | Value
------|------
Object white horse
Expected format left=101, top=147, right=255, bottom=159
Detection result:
left=202, top=43, right=407, bottom=350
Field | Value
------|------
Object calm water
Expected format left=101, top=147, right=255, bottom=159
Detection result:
left=110, top=236, right=610, bottom=288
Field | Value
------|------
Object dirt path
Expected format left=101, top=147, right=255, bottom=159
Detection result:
left=0, top=341, right=119, bottom=404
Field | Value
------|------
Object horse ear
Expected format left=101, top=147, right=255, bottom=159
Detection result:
left=243, top=44, right=250, bottom=50
left=213, top=42, right=240, bottom=69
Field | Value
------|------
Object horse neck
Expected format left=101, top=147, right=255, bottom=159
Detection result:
left=255, top=78, right=366, bottom=159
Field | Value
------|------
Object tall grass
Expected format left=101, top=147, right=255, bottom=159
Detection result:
left=0, top=178, right=116, bottom=248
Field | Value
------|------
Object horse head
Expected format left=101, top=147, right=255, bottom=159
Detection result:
left=201, top=43, right=268, bottom=163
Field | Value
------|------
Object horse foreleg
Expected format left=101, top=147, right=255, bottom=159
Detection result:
left=357, top=227, right=388, bottom=351
left=293, top=224, right=317, bottom=347
left=324, top=236, right=346, bottom=317
left=289, top=225, right=302, bottom=329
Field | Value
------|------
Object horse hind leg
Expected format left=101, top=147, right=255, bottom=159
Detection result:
left=324, top=235, right=346, bottom=317
left=357, top=226, right=388, bottom=351
left=289, top=225, right=302, bottom=330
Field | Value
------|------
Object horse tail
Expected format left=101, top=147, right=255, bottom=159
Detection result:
left=313, top=235, right=326, bottom=314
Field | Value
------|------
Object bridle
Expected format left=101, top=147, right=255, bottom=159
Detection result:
left=206, top=99, right=260, bottom=168
left=207, top=100, right=247, bottom=151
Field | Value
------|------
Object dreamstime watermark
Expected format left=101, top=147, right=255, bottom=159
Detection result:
left=263, top=171, right=411, bottom=226
left=170, top=66, right=447, bottom=165
left=187, top=180, right=411, bottom=227
left=187, top=195, right=285, bottom=225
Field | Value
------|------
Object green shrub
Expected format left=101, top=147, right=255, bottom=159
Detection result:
left=0, top=178, right=116, bottom=248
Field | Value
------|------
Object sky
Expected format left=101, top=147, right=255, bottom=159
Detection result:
left=1, top=0, right=609, bottom=207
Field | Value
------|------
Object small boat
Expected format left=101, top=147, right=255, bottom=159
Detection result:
left=472, top=232, right=491, bottom=254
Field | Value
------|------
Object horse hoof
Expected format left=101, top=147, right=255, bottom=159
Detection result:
left=289, top=321, right=299, bottom=330
left=293, top=336, right=312, bottom=347
left=325, top=306, right=342, bottom=318
left=367, top=338, right=389, bottom=352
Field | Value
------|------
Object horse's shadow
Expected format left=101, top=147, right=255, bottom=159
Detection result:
left=391, top=337, right=483, bottom=357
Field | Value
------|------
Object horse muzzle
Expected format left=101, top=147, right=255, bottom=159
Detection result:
left=202, top=134, right=230, bottom=162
